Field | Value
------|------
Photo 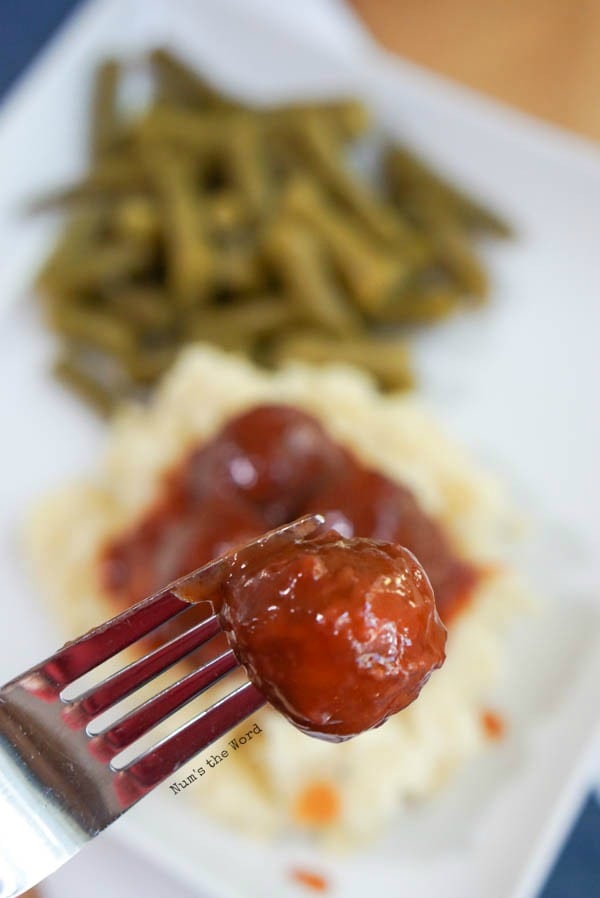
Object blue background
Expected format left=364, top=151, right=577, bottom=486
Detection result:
left=1, top=1, right=598, bottom=894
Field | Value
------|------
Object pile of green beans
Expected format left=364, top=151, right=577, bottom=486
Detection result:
left=32, top=49, right=511, bottom=414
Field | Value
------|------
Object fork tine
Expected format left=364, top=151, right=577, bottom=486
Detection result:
left=31, top=514, right=326, bottom=695
left=88, top=647, right=238, bottom=762
left=61, top=610, right=221, bottom=729
left=30, top=590, right=190, bottom=694
left=114, top=681, right=265, bottom=807
left=172, top=513, right=326, bottom=604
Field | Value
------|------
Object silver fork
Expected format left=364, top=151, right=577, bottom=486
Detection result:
left=0, top=514, right=324, bottom=898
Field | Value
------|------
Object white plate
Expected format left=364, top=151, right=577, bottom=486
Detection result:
left=1, top=1, right=599, bottom=897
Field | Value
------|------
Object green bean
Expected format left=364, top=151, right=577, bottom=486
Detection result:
left=206, top=191, right=253, bottom=237
left=383, top=162, right=491, bottom=300
left=271, top=331, right=413, bottom=391
left=186, top=297, right=292, bottom=350
left=135, top=106, right=235, bottom=152
left=385, top=145, right=512, bottom=237
left=53, top=353, right=118, bottom=416
left=373, top=281, right=463, bottom=324
left=107, top=287, right=174, bottom=330
left=48, top=304, right=137, bottom=358
left=282, top=178, right=412, bottom=314
left=28, top=157, right=148, bottom=212
left=267, top=100, right=370, bottom=141
left=121, top=341, right=177, bottom=383
left=136, top=101, right=367, bottom=157
left=303, top=100, right=369, bottom=141
left=294, top=115, right=413, bottom=246
left=143, top=146, right=213, bottom=305
left=264, top=221, right=359, bottom=336
left=35, top=209, right=107, bottom=295
left=431, top=225, right=489, bottom=299
left=90, top=59, right=122, bottom=160
left=213, top=245, right=265, bottom=293
left=114, top=191, right=251, bottom=244
left=112, top=196, right=159, bottom=242
left=150, top=48, right=237, bottom=110
left=49, top=240, right=153, bottom=292
left=225, top=119, right=269, bottom=215
left=385, top=187, right=489, bottom=300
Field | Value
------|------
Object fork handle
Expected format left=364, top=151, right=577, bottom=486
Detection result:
left=0, top=733, right=85, bottom=897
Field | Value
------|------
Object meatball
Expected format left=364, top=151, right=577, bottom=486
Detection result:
left=304, top=466, right=477, bottom=622
left=185, top=406, right=346, bottom=525
left=218, top=530, right=446, bottom=740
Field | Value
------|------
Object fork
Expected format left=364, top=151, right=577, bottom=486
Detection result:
left=0, top=514, right=324, bottom=898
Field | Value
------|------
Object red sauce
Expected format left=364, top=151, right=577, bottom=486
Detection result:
left=213, top=529, right=446, bottom=740
left=481, top=710, right=505, bottom=740
left=101, top=404, right=478, bottom=625
left=290, top=868, right=329, bottom=892
left=292, top=780, right=341, bottom=825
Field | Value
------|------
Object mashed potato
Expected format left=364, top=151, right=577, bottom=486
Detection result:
left=27, top=346, right=529, bottom=842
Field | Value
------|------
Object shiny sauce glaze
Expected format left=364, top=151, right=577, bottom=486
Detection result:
left=208, top=528, right=446, bottom=740
left=101, top=404, right=478, bottom=625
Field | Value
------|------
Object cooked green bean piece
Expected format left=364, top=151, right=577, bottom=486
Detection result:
left=143, top=146, right=213, bottom=305
left=264, top=100, right=370, bottom=141
left=135, top=106, right=235, bottom=152
left=113, top=196, right=159, bottom=242
left=400, top=197, right=463, bottom=244
left=432, top=227, right=489, bottom=299
left=121, top=342, right=177, bottom=383
left=53, top=354, right=118, bottom=416
left=107, top=287, right=174, bottom=330
left=48, top=304, right=137, bottom=358
left=213, top=245, right=265, bottom=293
left=373, top=281, right=463, bottom=324
left=136, top=102, right=368, bottom=156
left=150, top=48, right=237, bottom=110
left=90, top=59, right=122, bottom=160
left=35, top=209, right=107, bottom=295
left=113, top=192, right=251, bottom=245
left=294, top=115, right=413, bottom=246
left=385, top=145, right=512, bottom=238
left=386, top=192, right=489, bottom=299
left=45, top=241, right=152, bottom=293
left=225, top=119, right=269, bottom=216
left=186, top=297, right=292, bottom=350
left=271, top=331, right=413, bottom=391
left=206, top=192, right=253, bottom=236
left=289, top=100, right=369, bottom=141
left=28, top=157, right=148, bottom=213
left=149, top=50, right=368, bottom=137
left=282, top=178, right=411, bottom=313
left=264, top=221, right=359, bottom=336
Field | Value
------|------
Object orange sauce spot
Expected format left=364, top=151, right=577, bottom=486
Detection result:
left=290, top=868, right=329, bottom=892
left=293, top=781, right=341, bottom=825
left=482, top=710, right=505, bottom=740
